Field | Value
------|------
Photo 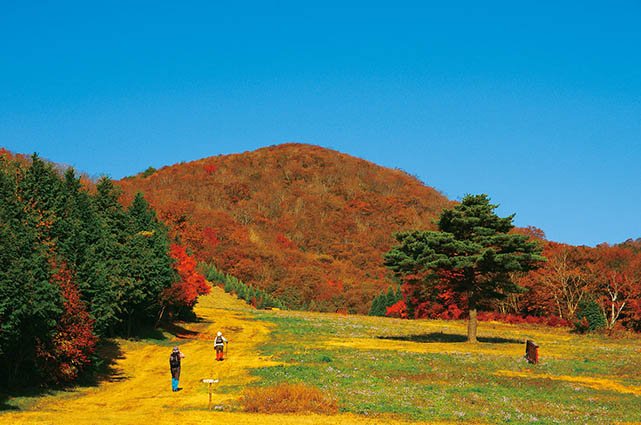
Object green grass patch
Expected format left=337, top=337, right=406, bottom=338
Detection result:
left=251, top=310, right=641, bottom=424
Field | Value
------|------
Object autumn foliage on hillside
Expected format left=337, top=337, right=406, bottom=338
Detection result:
left=118, top=143, right=452, bottom=313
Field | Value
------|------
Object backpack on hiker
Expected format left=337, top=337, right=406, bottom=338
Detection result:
left=169, top=351, right=181, bottom=368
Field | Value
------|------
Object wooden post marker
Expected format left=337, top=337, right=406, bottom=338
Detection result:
left=525, top=339, right=539, bottom=364
left=202, top=379, right=219, bottom=409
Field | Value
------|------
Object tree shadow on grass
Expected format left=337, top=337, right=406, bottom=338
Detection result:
left=0, top=339, right=125, bottom=412
left=159, top=321, right=200, bottom=340
left=378, top=332, right=522, bottom=344
left=128, top=324, right=168, bottom=341
left=79, top=339, right=127, bottom=385
left=0, top=386, right=42, bottom=411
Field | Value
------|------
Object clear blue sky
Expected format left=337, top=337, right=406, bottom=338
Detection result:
left=2, top=1, right=640, bottom=246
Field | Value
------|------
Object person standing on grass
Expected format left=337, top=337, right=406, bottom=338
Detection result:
left=214, top=331, right=228, bottom=361
left=169, top=346, right=185, bottom=392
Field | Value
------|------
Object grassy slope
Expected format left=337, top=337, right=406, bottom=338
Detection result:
left=252, top=313, right=641, bottom=423
left=3, top=288, right=641, bottom=424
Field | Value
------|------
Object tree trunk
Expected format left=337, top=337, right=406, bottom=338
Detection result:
left=467, top=308, right=478, bottom=343
left=467, top=295, right=478, bottom=343
left=155, top=305, right=166, bottom=328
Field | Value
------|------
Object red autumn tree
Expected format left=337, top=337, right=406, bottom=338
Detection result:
left=36, top=262, right=97, bottom=383
left=203, top=163, right=218, bottom=175
left=203, top=227, right=220, bottom=247
left=276, top=233, right=297, bottom=250
left=386, top=300, right=408, bottom=318
left=161, top=244, right=211, bottom=312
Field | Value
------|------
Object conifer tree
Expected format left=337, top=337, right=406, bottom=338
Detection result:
left=368, top=294, right=384, bottom=316
left=123, top=193, right=175, bottom=334
left=385, top=194, right=545, bottom=342
left=86, top=177, right=130, bottom=335
left=0, top=158, right=61, bottom=385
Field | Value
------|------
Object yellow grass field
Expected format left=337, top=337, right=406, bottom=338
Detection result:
left=1, top=288, right=437, bottom=425
left=3, top=286, right=641, bottom=424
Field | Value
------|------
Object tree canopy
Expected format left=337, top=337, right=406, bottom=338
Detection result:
left=385, top=194, right=545, bottom=342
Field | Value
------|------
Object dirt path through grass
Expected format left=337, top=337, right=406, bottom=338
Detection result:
left=2, top=287, right=429, bottom=424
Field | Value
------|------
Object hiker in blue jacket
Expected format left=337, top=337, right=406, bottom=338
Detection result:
left=169, top=346, right=185, bottom=392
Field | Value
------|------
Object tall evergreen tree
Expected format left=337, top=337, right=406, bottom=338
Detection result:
left=122, top=193, right=175, bottom=334
left=0, top=158, right=61, bottom=385
left=385, top=194, right=545, bottom=342
left=86, top=177, right=130, bottom=335
left=54, top=168, right=91, bottom=269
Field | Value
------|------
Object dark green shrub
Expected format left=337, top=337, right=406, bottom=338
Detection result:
left=575, top=299, right=606, bottom=333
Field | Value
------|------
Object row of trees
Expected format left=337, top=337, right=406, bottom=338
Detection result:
left=201, top=263, right=286, bottom=309
left=383, top=194, right=641, bottom=341
left=0, top=153, right=208, bottom=387
left=505, top=241, right=641, bottom=332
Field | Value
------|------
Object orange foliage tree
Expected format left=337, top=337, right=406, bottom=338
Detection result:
left=529, top=242, right=594, bottom=320
left=160, top=244, right=210, bottom=319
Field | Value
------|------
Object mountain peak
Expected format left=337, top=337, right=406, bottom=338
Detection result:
left=118, top=144, right=451, bottom=313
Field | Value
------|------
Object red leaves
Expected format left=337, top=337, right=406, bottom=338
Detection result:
left=385, top=300, right=408, bottom=318
left=162, top=244, right=210, bottom=308
left=346, top=199, right=374, bottom=215
left=317, top=279, right=344, bottom=302
left=113, top=144, right=452, bottom=314
left=37, top=262, right=97, bottom=383
left=203, top=163, right=218, bottom=175
left=276, top=233, right=296, bottom=250
left=327, top=279, right=344, bottom=292
left=203, top=227, right=220, bottom=247
left=224, top=182, right=251, bottom=203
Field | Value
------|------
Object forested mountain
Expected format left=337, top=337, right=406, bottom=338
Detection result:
left=118, top=143, right=452, bottom=313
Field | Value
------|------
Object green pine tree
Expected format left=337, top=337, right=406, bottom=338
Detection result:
left=86, top=177, right=130, bottom=335
left=0, top=158, right=61, bottom=385
left=122, top=193, right=175, bottom=335
left=575, top=299, right=606, bottom=332
left=385, top=194, right=545, bottom=343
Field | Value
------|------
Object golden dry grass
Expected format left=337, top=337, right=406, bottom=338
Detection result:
left=495, top=370, right=641, bottom=395
left=241, top=383, right=338, bottom=414
left=1, top=287, right=437, bottom=424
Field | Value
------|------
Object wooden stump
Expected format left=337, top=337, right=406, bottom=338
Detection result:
left=525, top=339, right=539, bottom=364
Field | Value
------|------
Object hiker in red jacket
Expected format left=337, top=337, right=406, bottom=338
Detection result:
left=214, top=331, right=228, bottom=361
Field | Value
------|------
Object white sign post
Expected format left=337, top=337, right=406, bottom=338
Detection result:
left=202, top=379, right=219, bottom=409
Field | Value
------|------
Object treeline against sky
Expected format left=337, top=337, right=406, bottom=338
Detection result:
left=0, top=151, right=208, bottom=388
left=116, top=143, right=641, bottom=331
left=379, top=228, right=641, bottom=334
